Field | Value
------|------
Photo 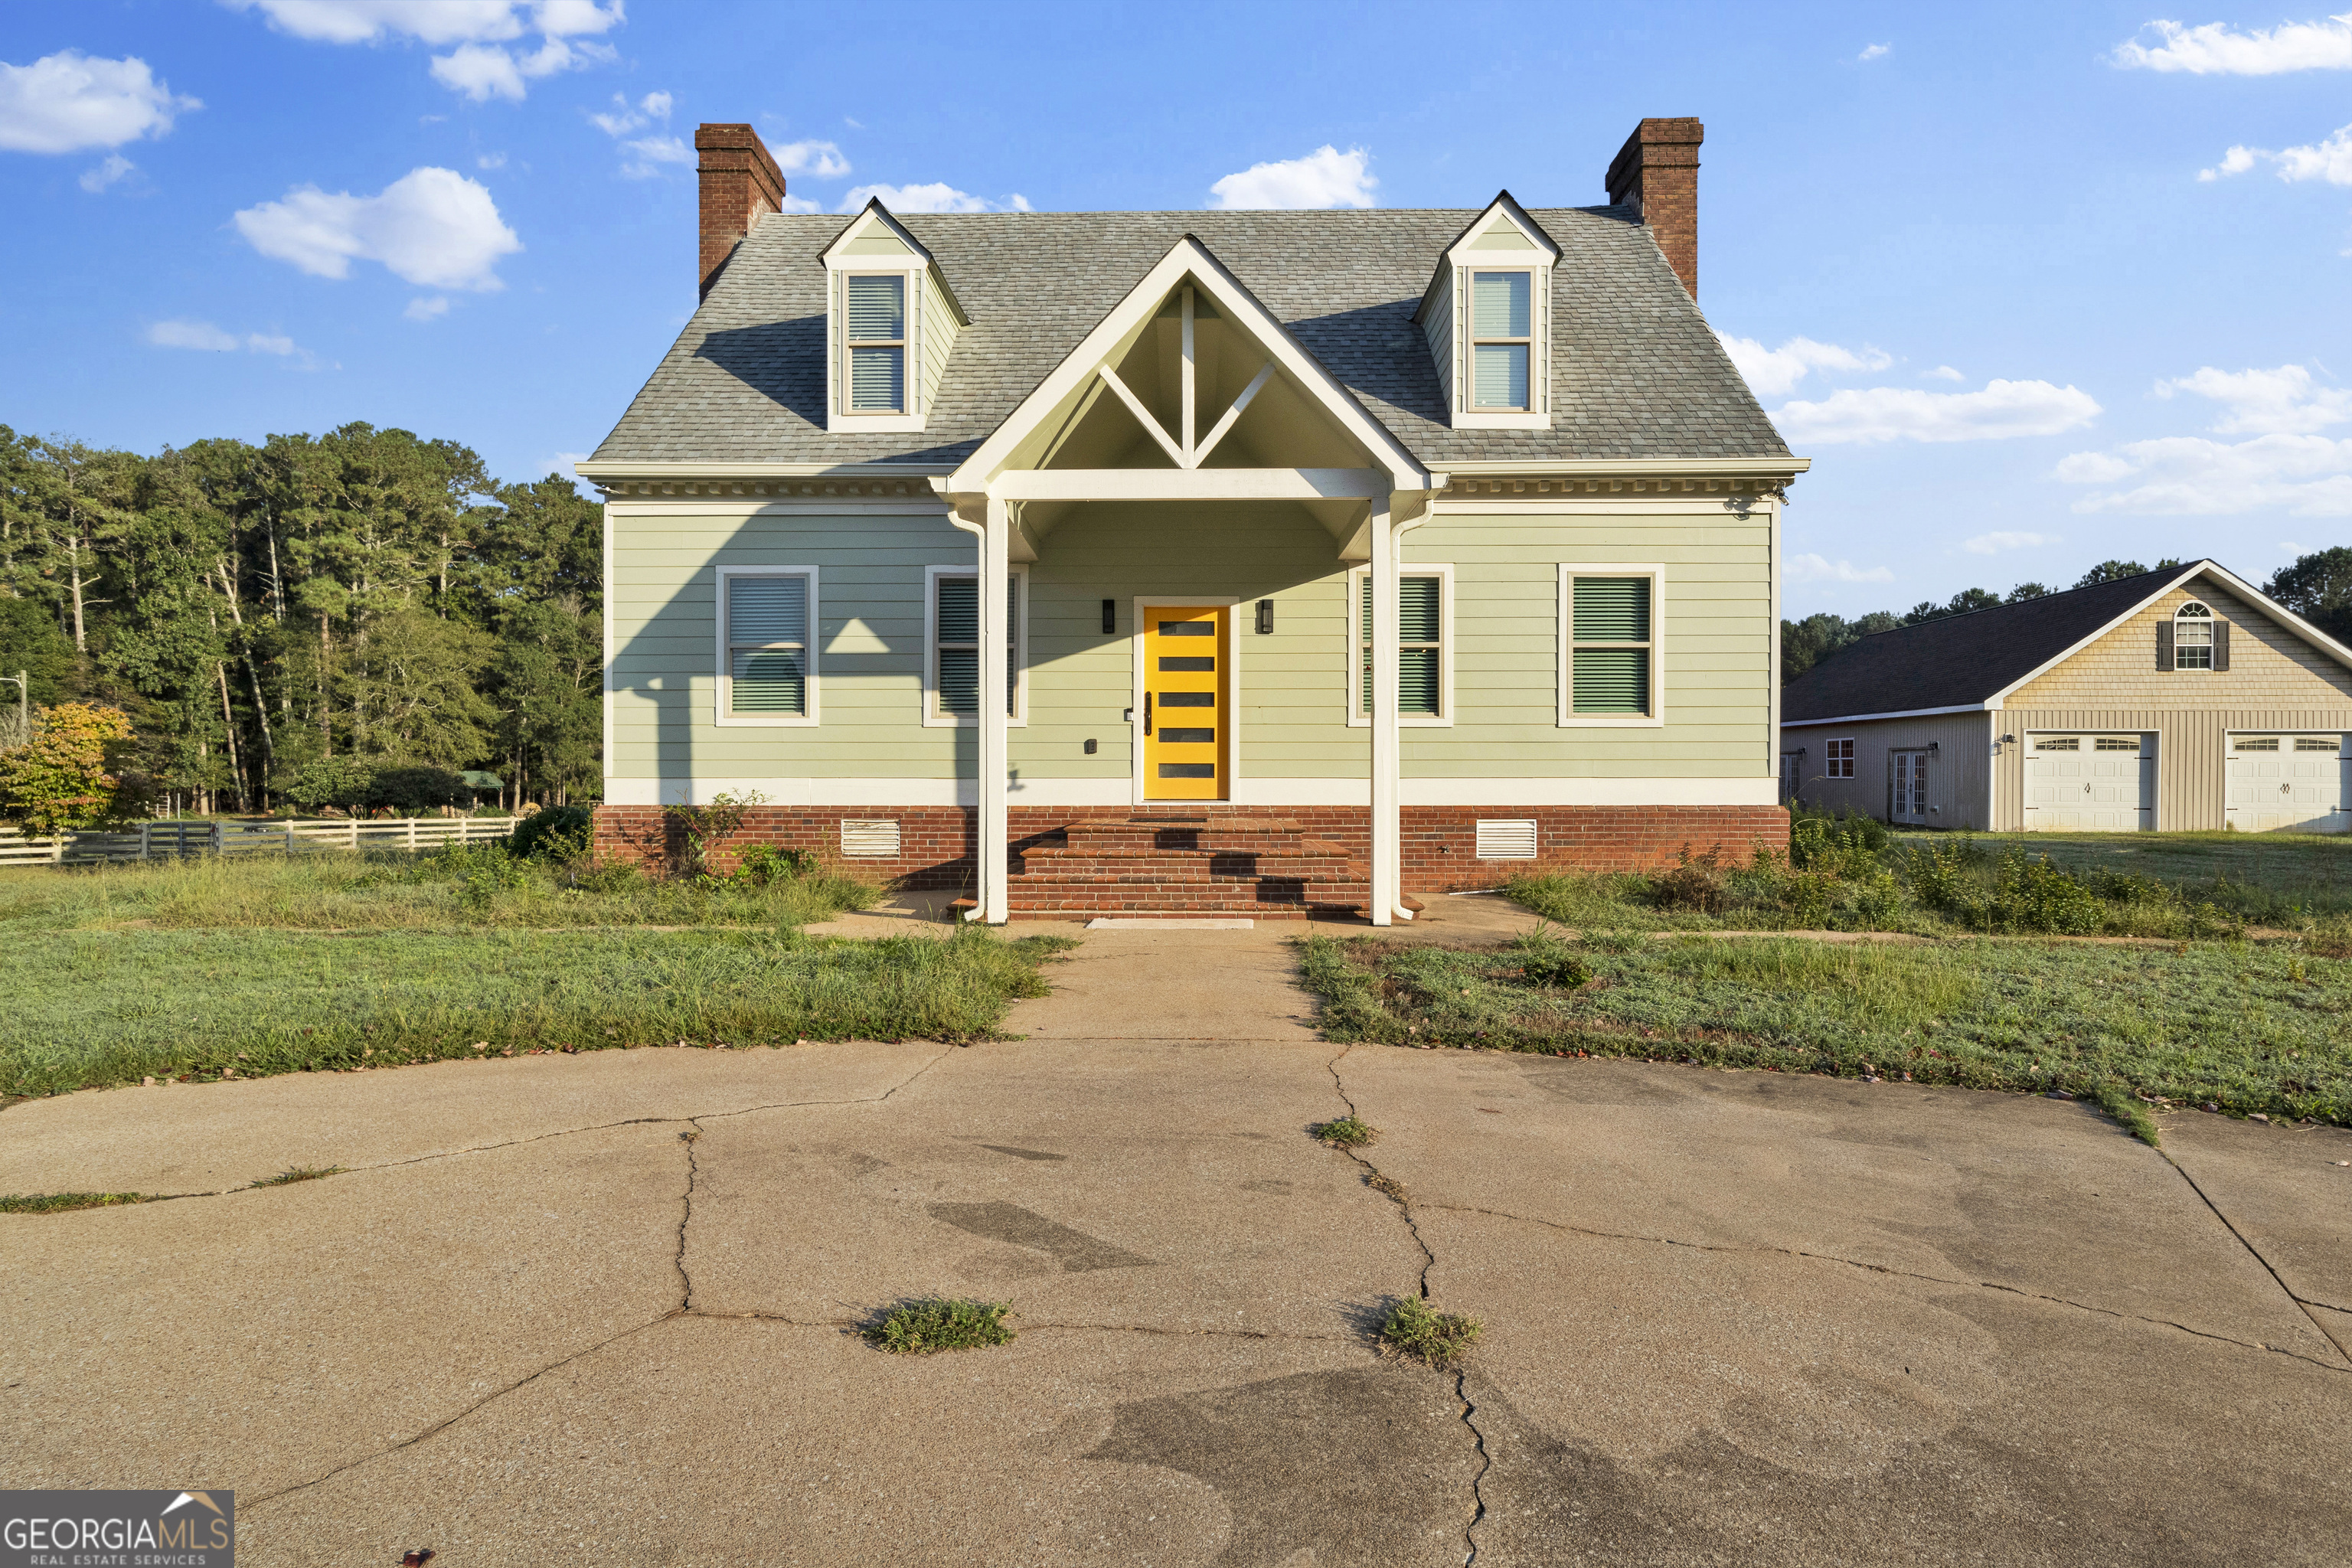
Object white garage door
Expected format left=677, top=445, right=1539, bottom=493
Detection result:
left=2025, top=734, right=2154, bottom=832
left=2226, top=735, right=2350, bottom=834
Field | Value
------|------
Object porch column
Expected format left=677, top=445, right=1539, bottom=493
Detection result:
left=1367, top=495, right=1400, bottom=927
left=977, top=494, right=1012, bottom=923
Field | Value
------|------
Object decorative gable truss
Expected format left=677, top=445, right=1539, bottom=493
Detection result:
left=821, top=201, right=970, bottom=434
left=1413, top=192, right=1561, bottom=431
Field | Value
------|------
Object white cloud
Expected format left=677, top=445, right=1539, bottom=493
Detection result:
left=776, top=192, right=822, bottom=214
left=80, top=152, right=135, bottom=192
left=2058, top=362, right=2352, bottom=514
left=2059, top=433, right=2352, bottom=514
left=0, top=50, right=199, bottom=154
left=2282, top=539, right=2315, bottom=554
left=1786, top=553, right=1895, bottom=585
left=1923, top=364, right=1965, bottom=381
left=636, top=89, right=670, bottom=120
left=225, top=0, right=622, bottom=100
left=773, top=138, right=849, bottom=178
left=234, top=165, right=521, bottom=289
left=2203, top=124, right=2352, bottom=185
left=147, top=319, right=303, bottom=356
left=477, top=151, right=505, bottom=170
left=404, top=295, right=449, bottom=321
left=619, top=133, right=691, bottom=179
left=839, top=181, right=997, bottom=214
left=1718, top=334, right=1893, bottom=397
left=1207, top=145, right=1375, bottom=210
left=2154, top=364, right=2352, bottom=435
left=1772, top=379, right=2101, bottom=445
left=1858, top=42, right=1890, bottom=61
left=2112, top=15, right=2352, bottom=74
left=1963, top=530, right=2061, bottom=554
left=1009, top=193, right=1032, bottom=213
left=590, top=88, right=668, bottom=136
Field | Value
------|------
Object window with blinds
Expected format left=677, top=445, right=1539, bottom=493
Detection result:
left=1469, top=271, right=1532, bottom=410
left=933, top=572, right=1021, bottom=719
left=844, top=273, right=906, bottom=413
left=1358, top=573, right=1444, bottom=717
left=1570, top=575, right=1653, bottom=716
left=725, top=572, right=810, bottom=717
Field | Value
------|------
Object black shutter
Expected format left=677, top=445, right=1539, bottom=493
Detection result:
left=2155, top=620, right=2174, bottom=671
left=2213, top=620, right=2230, bottom=671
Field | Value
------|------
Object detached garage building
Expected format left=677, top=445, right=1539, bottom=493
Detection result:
left=1780, top=561, right=2352, bottom=834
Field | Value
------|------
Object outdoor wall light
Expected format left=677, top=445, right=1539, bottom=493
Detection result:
left=1256, top=599, right=1275, bottom=634
left=1927, top=742, right=1939, bottom=756
left=1084, top=738, right=1097, bottom=755
left=1101, top=599, right=1116, bottom=634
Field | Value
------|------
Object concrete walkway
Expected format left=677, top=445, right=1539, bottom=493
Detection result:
left=4, top=923, right=2349, bottom=1566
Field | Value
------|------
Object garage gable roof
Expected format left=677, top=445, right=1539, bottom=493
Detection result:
left=1782, top=560, right=2352, bottom=726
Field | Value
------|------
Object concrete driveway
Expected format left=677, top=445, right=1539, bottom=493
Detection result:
left=4, top=921, right=2349, bottom=1566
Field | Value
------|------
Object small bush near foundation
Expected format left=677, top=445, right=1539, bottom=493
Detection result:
left=1380, top=1297, right=1482, bottom=1367
left=1511, top=925, right=1592, bottom=989
left=1312, top=1115, right=1375, bottom=1148
left=0, top=1191, right=147, bottom=1214
left=1650, top=846, right=1726, bottom=913
left=865, top=1297, right=1015, bottom=1354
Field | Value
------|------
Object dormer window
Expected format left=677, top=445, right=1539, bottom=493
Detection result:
left=820, top=198, right=969, bottom=434
left=1470, top=271, right=1533, bottom=410
left=845, top=274, right=906, bottom=413
left=1414, top=192, right=1559, bottom=431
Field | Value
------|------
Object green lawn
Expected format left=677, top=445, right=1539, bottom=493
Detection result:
left=1299, top=931, right=2352, bottom=1132
left=0, top=846, right=1069, bottom=1099
left=1917, top=830, right=2352, bottom=926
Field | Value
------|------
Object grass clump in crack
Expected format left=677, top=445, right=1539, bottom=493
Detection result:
left=250, top=1166, right=345, bottom=1187
left=1312, top=1115, right=1375, bottom=1148
left=865, top=1297, right=1015, bottom=1354
left=0, top=1191, right=148, bottom=1214
left=1380, top=1297, right=1482, bottom=1367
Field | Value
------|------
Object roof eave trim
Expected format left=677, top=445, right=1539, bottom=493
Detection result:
left=577, top=460, right=959, bottom=480
left=1781, top=704, right=1992, bottom=728
left=1444, top=457, right=1808, bottom=476
left=944, top=234, right=1433, bottom=495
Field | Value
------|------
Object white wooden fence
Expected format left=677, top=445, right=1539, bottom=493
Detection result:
left=0, top=815, right=518, bottom=867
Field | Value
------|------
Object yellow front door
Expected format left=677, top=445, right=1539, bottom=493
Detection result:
left=1142, top=604, right=1227, bottom=800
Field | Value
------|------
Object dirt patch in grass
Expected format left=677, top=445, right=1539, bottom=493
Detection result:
left=1297, top=929, right=2351, bottom=1132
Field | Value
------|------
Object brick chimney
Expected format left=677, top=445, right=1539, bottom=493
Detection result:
left=1605, top=118, right=1702, bottom=299
left=696, top=123, right=787, bottom=299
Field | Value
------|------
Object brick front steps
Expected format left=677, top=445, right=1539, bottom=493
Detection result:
left=1005, top=816, right=1370, bottom=920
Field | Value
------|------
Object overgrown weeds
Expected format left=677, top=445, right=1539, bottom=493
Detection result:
left=0, top=1191, right=148, bottom=1214
left=1312, top=1116, right=1375, bottom=1148
left=2, top=924, right=1079, bottom=1098
left=864, top=1297, right=1015, bottom=1354
left=1379, top=1297, right=1482, bottom=1367
left=1296, top=932, right=2351, bottom=1131
left=250, top=1166, right=345, bottom=1187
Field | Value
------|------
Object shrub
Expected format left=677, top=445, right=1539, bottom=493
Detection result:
left=1789, top=804, right=1889, bottom=877
left=1911, top=841, right=2102, bottom=935
left=731, top=843, right=817, bottom=886
left=0, top=703, right=137, bottom=834
left=366, top=766, right=469, bottom=814
left=511, top=804, right=595, bottom=861
left=1649, top=845, right=1726, bottom=913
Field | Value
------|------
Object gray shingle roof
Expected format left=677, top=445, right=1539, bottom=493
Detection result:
left=590, top=207, right=1790, bottom=468
left=1780, top=567, right=2204, bottom=724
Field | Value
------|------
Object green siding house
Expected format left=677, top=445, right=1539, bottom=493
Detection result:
left=580, top=117, right=1805, bottom=923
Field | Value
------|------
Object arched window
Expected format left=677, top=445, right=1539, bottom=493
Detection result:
left=2174, top=600, right=2215, bottom=670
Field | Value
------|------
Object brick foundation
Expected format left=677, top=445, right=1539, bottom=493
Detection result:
left=593, top=802, right=1789, bottom=895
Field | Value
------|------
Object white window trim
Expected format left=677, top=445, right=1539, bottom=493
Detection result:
left=2173, top=599, right=2217, bottom=673
left=830, top=268, right=923, bottom=432
left=714, top=564, right=820, bottom=728
left=1462, top=267, right=1541, bottom=423
left=1346, top=563, right=1454, bottom=728
left=923, top=563, right=1030, bottom=728
left=1558, top=563, right=1665, bottom=728
left=1824, top=738, right=1856, bottom=779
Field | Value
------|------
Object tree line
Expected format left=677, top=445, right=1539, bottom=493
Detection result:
left=0, top=422, right=601, bottom=816
left=1781, top=549, right=2352, bottom=684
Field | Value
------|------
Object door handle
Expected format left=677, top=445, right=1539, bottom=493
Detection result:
left=1143, top=692, right=1152, bottom=736
left=2083, top=783, right=2091, bottom=794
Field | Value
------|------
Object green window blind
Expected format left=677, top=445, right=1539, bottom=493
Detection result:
left=1360, top=575, right=1443, bottom=717
left=845, top=274, right=906, bottom=412
left=1570, top=576, right=1652, bottom=716
left=935, top=574, right=1019, bottom=717
left=727, top=575, right=808, bottom=716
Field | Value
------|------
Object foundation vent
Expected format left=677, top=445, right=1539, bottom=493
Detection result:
left=840, top=819, right=903, bottom=858
left=1475, top=819, right=1539, bottom=859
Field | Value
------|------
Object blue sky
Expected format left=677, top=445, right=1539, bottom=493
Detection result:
left=2, top=1, right=2348, bottom=618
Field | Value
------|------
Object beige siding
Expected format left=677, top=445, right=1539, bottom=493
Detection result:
left=1782, top=712, right=1994, bottom=828
left=1421, top=269, right=1454, bottom=417
left=1410, top=508, right=1774, bottom=778
left=2011, top=580, right=2352, bottom=710
left=1991, top=708, right=2352, bottom=831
